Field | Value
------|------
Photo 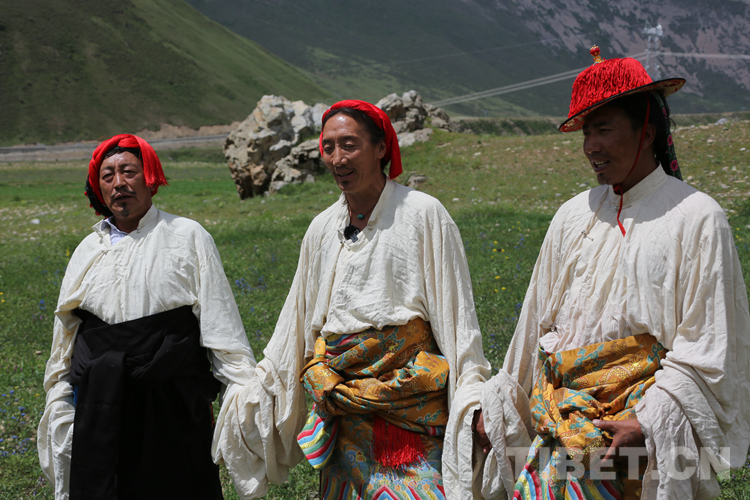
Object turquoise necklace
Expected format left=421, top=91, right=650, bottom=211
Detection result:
left=350, top=202, right=376, bottom=222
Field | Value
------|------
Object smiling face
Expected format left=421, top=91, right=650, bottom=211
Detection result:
left=320, top=114, right=387, bottom=199
left=582, top=102, right=656, bottom=192
left=99, top=151, right=153, bottom=232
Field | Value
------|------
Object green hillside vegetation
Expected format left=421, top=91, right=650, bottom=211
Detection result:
left=2, top=121, right=750, bottom=498
left=185, top=0, right=750, bottom=118
left=0, top=0, right=333, bottom=146
left=184, top=0, right=578, bottom=118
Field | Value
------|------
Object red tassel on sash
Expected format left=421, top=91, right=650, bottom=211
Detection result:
left=373, top=415, right=425, bottom=468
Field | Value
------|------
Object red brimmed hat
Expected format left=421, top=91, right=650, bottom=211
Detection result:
left=559, top=46, right=685, bottom=132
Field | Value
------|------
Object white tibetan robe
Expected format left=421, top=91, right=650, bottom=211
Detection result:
left=214, top=179, right=493, bottom=499
left=485, top=166, right=750, bottom=500
left=38, top=205, right=257, bottom=499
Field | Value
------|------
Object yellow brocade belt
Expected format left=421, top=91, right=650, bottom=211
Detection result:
left=298, top=318, right=450, bottom=470
left=515, top=333, right=667, bottom=500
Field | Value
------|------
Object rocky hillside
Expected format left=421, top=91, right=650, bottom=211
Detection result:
left=503, top=0, right=750, bottom=114
left=185, top=0, right=750, bottom=116
left=0, top=0, right=333, bottom=146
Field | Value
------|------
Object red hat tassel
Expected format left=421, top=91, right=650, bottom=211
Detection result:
left=613, top=98, right=650, bottom=236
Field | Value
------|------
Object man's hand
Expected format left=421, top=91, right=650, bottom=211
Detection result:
left=593, top=418, right=645, bottom=463
left=473, top=409, right=492, bottom=454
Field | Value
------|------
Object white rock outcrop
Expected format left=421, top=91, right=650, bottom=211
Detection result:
left=377, top=90, right=461, bottom=147
left=225, top=92, right=456, bottom=197
left=224, top=95, right=319, bottom=198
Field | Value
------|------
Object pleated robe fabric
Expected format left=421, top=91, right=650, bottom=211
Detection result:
left=484, top=167, right=750, bottom=500
left=213, top=179, right=493, bottom=499
left=38, top=206, right=256, bottom=499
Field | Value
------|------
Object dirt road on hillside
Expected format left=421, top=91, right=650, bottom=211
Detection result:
left=0, top=134, right=227, bottom=162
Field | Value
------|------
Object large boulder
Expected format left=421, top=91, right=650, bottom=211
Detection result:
left=224, top=95, right=317, bottom=199
left=376, top=90, right=460, bottom=146
left=268, top=139, right=326, bottom=194
left=225, top=92, right=457, bottom=198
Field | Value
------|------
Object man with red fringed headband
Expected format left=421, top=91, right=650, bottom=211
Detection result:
left=208, top=99, right=493, bottom=499
left=474, top=47, right=750, bottom=500
left=37, top=134, right=260, bottom=499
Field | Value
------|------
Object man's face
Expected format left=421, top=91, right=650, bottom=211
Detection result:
left=99, top=151, right=153, bottom=229
left=320, top=114, right=386, bottom=196
left=582, top=104, right=649, bottom=189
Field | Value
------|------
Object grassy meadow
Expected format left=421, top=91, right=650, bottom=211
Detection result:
left=2, top=121, right=750, bottom=498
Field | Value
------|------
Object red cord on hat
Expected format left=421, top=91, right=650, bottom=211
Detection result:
left=612, top=98, right=650, bottom=236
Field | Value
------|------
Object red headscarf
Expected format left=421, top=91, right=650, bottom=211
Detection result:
left=319, top=100, right=403, bottom=179
left=87, top=134, right=167, bottom=210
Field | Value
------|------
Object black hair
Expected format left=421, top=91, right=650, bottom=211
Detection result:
left=85, top=179, right=113, bottom=217
left=607, top=92, right=674, bottom=174
left=322, top=107, right=386, bottom=146
left=103, top=146, right=141, bottom=160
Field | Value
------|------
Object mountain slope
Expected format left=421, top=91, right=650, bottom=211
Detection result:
left=0, top=0, right=333, bottom=146
left=185, top=0, right=575, bottom=118
left=184, top=0, right=750, bottom=117
left=502, top=0, right=750, bottom=114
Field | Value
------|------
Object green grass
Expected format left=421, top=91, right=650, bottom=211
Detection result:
left=2, top=124, right=750, bottom=498
left=0, top=0, right=333, bottom=146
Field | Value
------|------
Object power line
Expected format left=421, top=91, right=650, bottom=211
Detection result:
left=429, top=50, right=750, bottom=108
left=660, top=52, right=750, bottom=60
left=314, top=20, right=657, bottom=75
left=430, top=52, right=646, bottom=107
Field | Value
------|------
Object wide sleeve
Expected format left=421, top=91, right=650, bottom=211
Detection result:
left=37, top=245, right=93, bottom=500
left=501, top=216, right=562, bottom=394
left=420, top=208, right=493, bottom=499
left=38, top=312, right=77, bottom=499
left=477, top=214, right=563, bottom=499
left=210, top=234, right=310, bottom=499
left=480, top=371, right=534, bottom=500
left=637, top=213, right=750, bottom=496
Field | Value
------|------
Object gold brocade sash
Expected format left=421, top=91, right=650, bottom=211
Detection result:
left=516, top=333, right=667, bottom=500
left=298, top=318, right=450, bottom=469
left=300, top=317, right=449, bottom=431
left=532, top=333, right=667, bottom=465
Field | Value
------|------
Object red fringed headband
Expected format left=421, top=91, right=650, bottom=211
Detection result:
left=87, top=134, right=167, bottom=210
left=559, top=46, right=685, bottom=133
left=319, top=99, right=403, bottom=179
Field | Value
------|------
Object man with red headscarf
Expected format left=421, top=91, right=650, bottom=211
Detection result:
left=209, top=100, right=493, bottom=499
left=37, top=135, right=258, bottom=499
left=477, top=47, right=750, bottom=499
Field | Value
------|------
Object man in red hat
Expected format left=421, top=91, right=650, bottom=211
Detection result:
left=37, top=135, right=259, bottom=499
left=475, top=48, right=750, bottom=499
left=211, top=100, right=493, bottom=499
